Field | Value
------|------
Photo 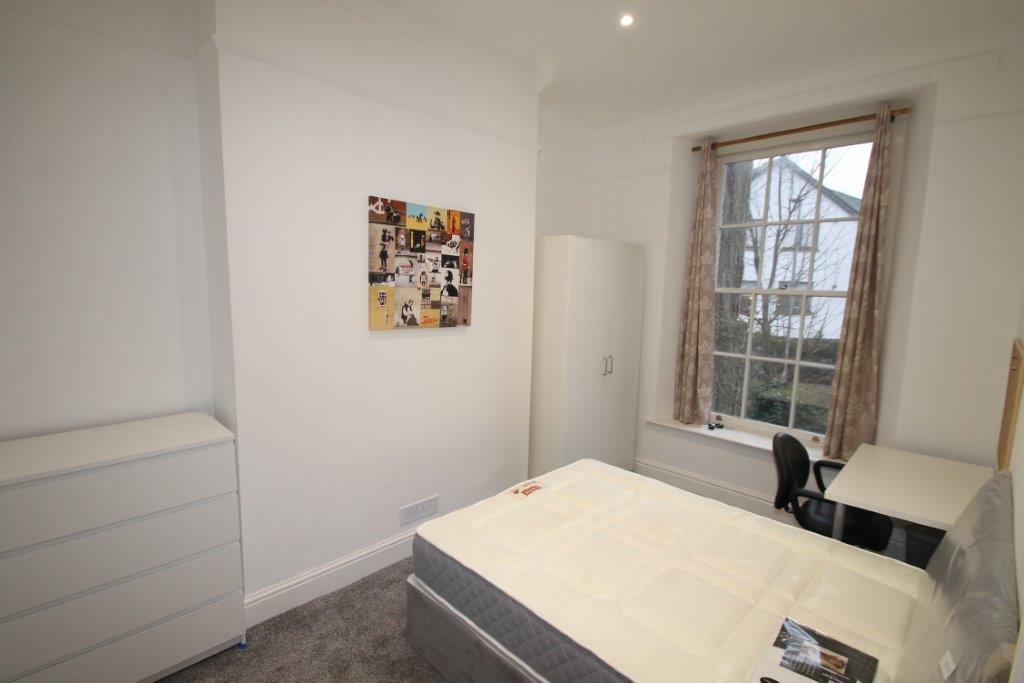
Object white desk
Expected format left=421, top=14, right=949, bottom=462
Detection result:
left=824, top=443, right=993, bottom=539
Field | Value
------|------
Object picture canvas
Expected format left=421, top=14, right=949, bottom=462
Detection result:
left=368, top=196, right=474, bottom=330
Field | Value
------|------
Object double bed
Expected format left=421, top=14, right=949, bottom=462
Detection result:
left=407, top=458, right=1022, bottom=682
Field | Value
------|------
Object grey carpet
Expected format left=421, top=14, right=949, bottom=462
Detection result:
left=164, top=557, right=442, bottom=682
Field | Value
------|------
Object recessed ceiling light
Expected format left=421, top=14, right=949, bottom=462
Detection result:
left=619, top=14, right=634, bottom=27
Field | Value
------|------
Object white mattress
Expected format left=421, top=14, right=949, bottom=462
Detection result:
left=416, top=459, right=932, bottom=682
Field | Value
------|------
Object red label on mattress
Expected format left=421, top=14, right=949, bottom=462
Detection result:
left=510, top=482, right=544, bottom=497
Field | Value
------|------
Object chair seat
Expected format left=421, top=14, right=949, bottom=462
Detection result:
left=799, top=498, right=860, bottom=539
left=772, top=432, right=893, bottom=553
left=798, top=498, right=892, bottom=551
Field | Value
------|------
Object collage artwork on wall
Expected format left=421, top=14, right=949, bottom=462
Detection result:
left=368, top=196, right=474, bottom=330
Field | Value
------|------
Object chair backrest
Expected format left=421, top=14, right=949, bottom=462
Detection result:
left=771, top=432, right=811, bottom=509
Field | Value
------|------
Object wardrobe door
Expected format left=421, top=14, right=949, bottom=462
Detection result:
left=562, top=238, right=615, bottom=464
left=601, top=244, right=645, bottom=469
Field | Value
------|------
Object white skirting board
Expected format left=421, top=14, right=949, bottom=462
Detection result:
left=243, top=529, right=417, bottom=626
left=634, top=458, right=907, bottom=560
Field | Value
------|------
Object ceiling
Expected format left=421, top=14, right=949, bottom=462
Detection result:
left=395, top=0, right=1024, bottom=129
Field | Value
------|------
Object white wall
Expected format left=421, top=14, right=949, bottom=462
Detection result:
left=883, top=46, right=1024, bottom=460
left=0, top=4, right=212, bottom=441
left=537, top=42, right=1024, bottom=513
left=199, top=0, right=540, bottom=622
left=536, top=115, right=592, bottom=237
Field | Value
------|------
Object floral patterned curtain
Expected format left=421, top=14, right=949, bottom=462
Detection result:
left=674, top=140, right=718, bottom=423
left=824, top=104, right=895, bottom=459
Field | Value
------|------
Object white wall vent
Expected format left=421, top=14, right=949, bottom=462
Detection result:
left=400, top=495, right=439, bottom=525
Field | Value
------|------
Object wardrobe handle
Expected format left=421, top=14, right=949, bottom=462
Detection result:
left=608, top=355, right=614, bottom=374
left=602, top=356, right=609, bottom=376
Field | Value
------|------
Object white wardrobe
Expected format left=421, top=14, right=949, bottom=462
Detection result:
left=530, top=235, right=645, bottom=477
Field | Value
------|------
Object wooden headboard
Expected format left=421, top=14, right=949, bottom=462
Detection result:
left=1008, top=338, right=1024, bottom=676
left=998, top=338, right=1024, bottom=471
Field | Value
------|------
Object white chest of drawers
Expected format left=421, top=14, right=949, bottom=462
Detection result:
left=0, top=412, right=245, bottom=682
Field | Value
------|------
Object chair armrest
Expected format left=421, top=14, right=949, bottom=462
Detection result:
left=790, top=487, right=831, bottom=529
left=790, top=487, right=825, bottom=504
left=813, top=459, right=844, bottom=492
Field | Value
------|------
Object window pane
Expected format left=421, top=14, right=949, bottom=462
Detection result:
left=812, top=221, right=857, bottom=291
left=801, top=297, right=846, bottom=365
left=795, top=366, right=835, bottom=433
left=713, top=141, right=868, bottom=434
left=820, top=143, right=872, bottom=219
left=715, top=293, right=751, bottom=353
left=763, top=224, right=812, bottom=290
left=750, top=294, right=801, bottom=359
left=745, top=360, right=794, bottom=426
left=712, top=355, right=745, bottom=417
left=722, top=158, right=767, bottom=224
left=717, top=226, right=759, bottom=288
left=767, top=151, right=821, bottom=221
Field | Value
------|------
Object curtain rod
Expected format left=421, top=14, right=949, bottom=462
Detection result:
left=690, top=107, right=912, bottom=153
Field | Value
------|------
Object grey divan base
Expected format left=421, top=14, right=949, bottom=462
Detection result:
left=407, top=575, right=540, bottom=682
left=407, top=534, right=628, bottom=683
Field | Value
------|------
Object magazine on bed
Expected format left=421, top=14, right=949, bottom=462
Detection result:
left=747, top=619, right=878, bottom=683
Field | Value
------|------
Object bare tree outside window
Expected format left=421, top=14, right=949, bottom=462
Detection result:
left=711, top=141, right=872, bottom=435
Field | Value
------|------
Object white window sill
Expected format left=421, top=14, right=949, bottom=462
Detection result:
left=645, top=417, right=824, bottom=460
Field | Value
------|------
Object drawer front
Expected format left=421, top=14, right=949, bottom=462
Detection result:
left=23, top=591, right=244, bottom=683
left=0, top=442, right=236, bottom=553
left=0, top=494, right=240, bottom=620
left=0, top=542, right=242, bottom=679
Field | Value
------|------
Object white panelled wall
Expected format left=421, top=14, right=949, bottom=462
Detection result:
left=537, top=43, right=1024, bottom=518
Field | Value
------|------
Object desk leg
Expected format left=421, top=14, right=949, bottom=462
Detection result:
left=832, top=503, right=846, bottom=540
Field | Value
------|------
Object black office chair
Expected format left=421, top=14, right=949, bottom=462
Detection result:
left=771, top=433, right=893, bottom=551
